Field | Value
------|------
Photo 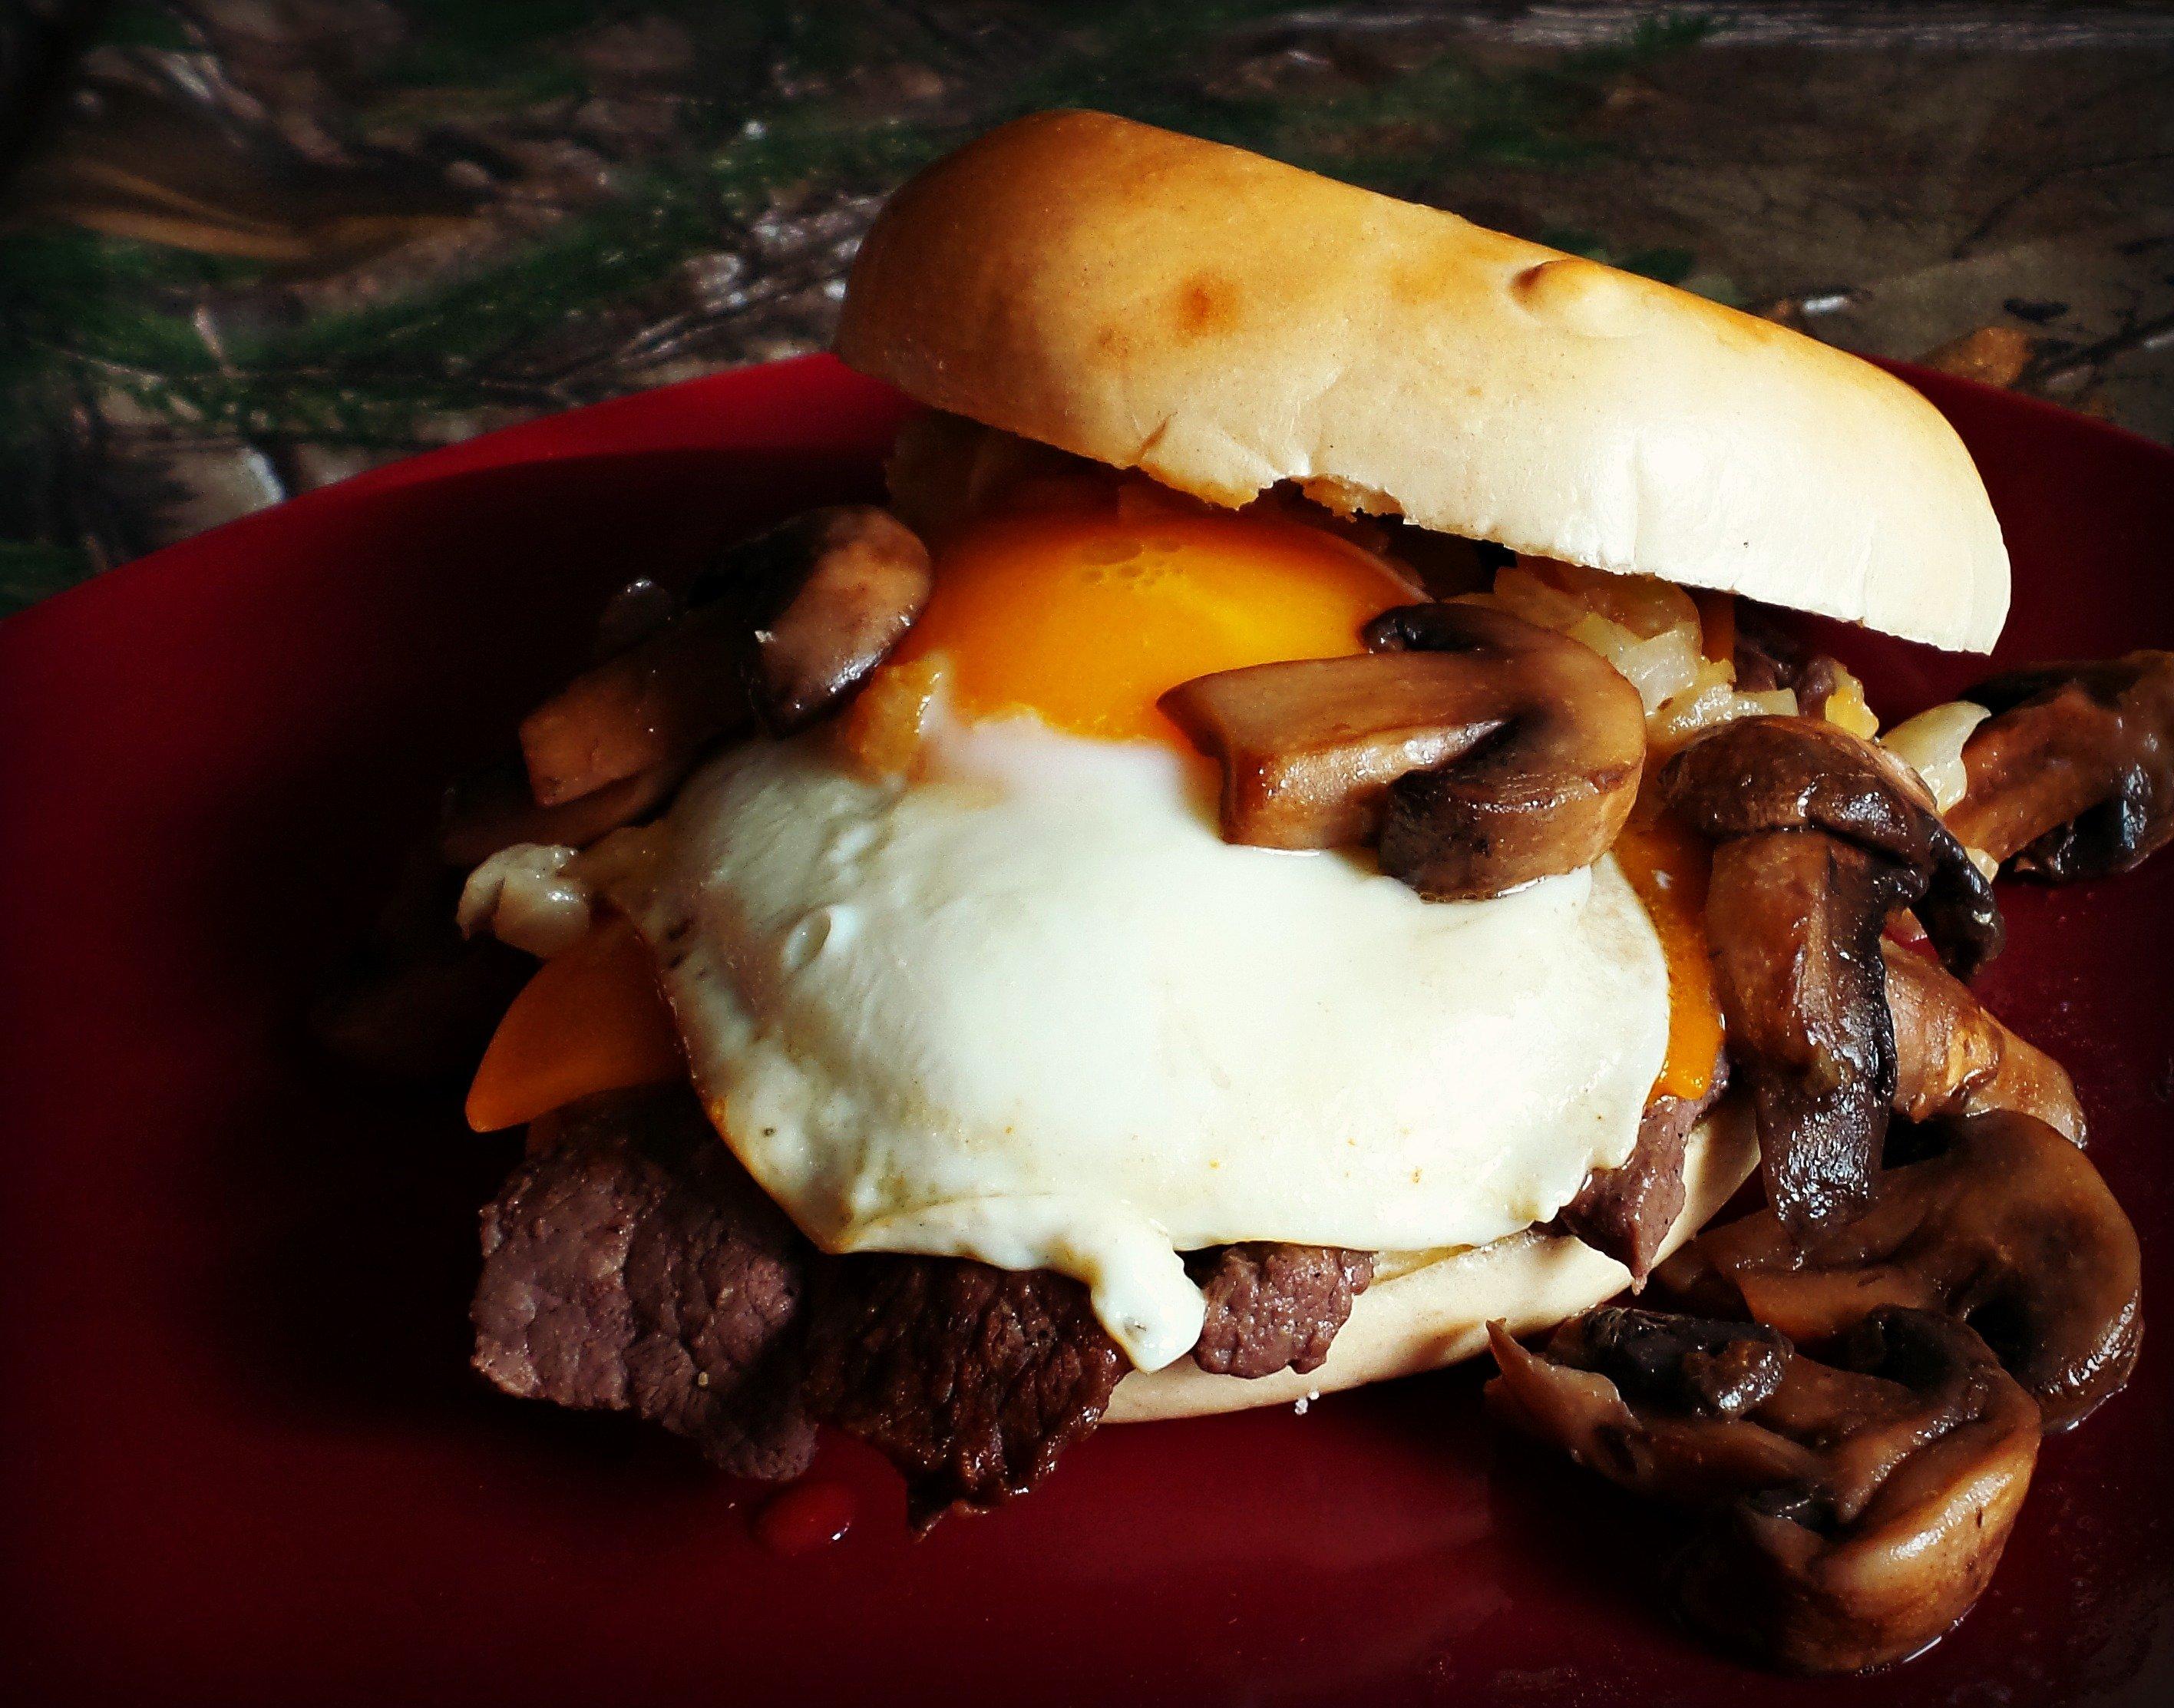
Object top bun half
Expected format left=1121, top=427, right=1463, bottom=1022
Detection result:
left=837, top=111, right=2009, bottom=653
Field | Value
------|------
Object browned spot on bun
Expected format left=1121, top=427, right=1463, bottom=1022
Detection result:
left=1172, top=273, right=1238, bottom=339
left=1386, top=243, right=1469, bottom=309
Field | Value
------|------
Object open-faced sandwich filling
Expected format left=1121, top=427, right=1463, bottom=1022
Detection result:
left=382, top=412, right=2153, bottom=1578
left=316, top=113, right=2169, bottom=1674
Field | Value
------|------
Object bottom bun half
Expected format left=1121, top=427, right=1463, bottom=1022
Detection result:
left=1106, top=1097, right=1759, bottom=1423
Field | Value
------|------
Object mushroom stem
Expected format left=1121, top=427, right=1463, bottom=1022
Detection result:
left=1883, top=943, right=2085, bottom=1144
left=1704, top=829, right=1917, bottom=1234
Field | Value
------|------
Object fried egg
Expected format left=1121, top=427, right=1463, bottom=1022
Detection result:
left=613, top=501, right=1670, bottom=1371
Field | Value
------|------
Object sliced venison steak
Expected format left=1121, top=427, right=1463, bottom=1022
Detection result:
left=472, top=1088, right=816, bottom=1479
left=1558, top=1063, right=1728, bottom=1284
left=474, top=1102, right=1393, bottom=1518
left=1188, top=1243, right=1376, bottom=1378
left=798, top=1256, right=1128, bottom=1527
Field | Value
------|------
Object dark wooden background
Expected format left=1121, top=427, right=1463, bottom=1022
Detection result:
left=2, top=1, right=2169, bottom=613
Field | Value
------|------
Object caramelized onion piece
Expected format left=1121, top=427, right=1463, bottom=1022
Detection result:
left=1658, top=1112, right=2141, bottom=1431
left=1664, top=715, right=2001, bottom=977
left=1948, top=652, right=2174, bottom=880
left=1883, top=943, right=2084, bottom=1143
left=697, top=504, right=933, bottom=735
left=1704, top=829, right=1918, bottom=1234
left=519, top=507, right=930, bottom=804
left=1488, top=1307, right=2040, bottom=1673
left=1159, top=603, right=1645, bottom=899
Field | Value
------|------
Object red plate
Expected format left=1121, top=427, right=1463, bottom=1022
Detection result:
left=2, top=355, right=2168, bottom=1707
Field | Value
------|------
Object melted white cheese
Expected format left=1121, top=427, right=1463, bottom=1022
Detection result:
left=621, top=719, right=1669, bottom=1371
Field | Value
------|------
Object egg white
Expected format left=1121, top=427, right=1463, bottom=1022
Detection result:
left=613, top=712, right=1670, bottom=1371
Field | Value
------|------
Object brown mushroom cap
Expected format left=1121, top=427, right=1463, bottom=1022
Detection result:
left=1663, top=715, right=2001, bottom=978
left=439, top=757, right=687, bottom=866
left=701, top=505, right=933, bottom=735
left=518, top=506, right=932, bottom=804
left=1657, top=1111, right=2142, bottom=1431
left=1569, top=1304, right=1792, bottom=1418
left=1672, top=1310, right=2041, bottom=1675
left=1486, top=1306, right=2040, bottom=1674
left=1949, top=651, right=2174, bottom=880
left=1159, top=602, right=1646, bottom=900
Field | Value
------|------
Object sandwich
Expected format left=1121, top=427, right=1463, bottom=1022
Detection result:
left=408, top=112, right=2163, bottom=1672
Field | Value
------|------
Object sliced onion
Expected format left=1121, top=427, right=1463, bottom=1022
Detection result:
left=1650, top=662, right=1799, bottom=753
left=1491, top=564, right=1594, bottom=633
left=1571, top=612, right=1703, bottom=714
left=1524, top=557, right=1702, bottom=640
left=1478, top=557, right=1809, bottom=751
left=1484, top=567, right=1703, bottom=717
left=1881, top=701, right=1994, bottom=814
left=1738, top=688, right=1802, bottom=719
left=1821, top=662, right=1881, bottom=739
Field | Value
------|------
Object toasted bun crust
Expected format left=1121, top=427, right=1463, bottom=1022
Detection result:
left=1106, top=1099, right=1759, bottom=1422
left=839, top=111, right=2009, bottom=653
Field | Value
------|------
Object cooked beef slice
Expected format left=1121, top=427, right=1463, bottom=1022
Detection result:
left=1187, top=1243, right=1376, bottom=1378
left=798, top=1256, right=1128, bottom=1525
left=1558, top=1065, right=1730, bottom=1284
left=472, top=1088, right=816, bottom=1479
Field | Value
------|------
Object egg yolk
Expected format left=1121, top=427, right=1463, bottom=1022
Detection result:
left=1611, top=795, right=1723, bottom=1102
left=829, top=491, right=1726, bottom=1108
left=877, top=506, right=1414, bottom=754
